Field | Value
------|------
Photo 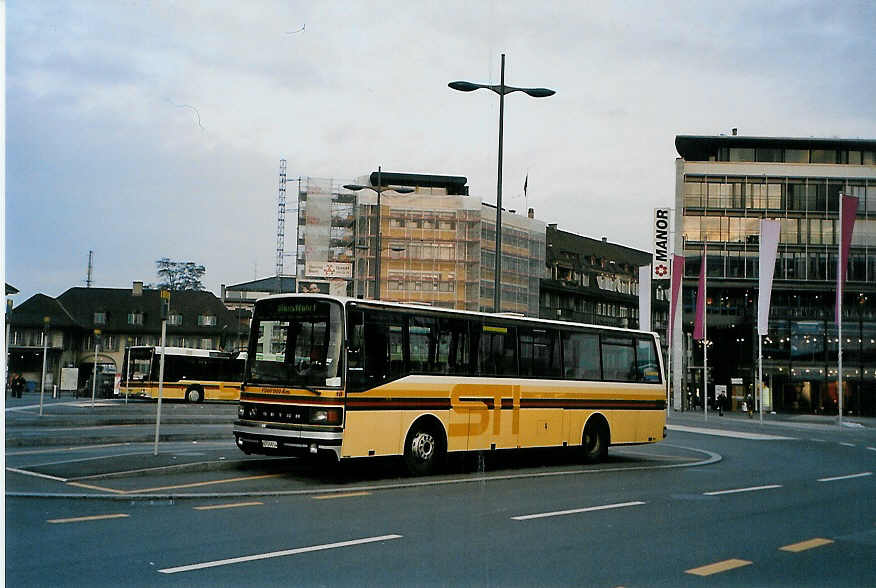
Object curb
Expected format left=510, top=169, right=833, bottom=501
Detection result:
left=6, top=446, right=722, bottom=500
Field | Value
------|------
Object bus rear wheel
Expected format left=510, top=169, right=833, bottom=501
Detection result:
left=403, top=421, right=445, bottom=476
left=582, top=420, right=608, bottom=463
left=185, top=386, right=204, bottom=403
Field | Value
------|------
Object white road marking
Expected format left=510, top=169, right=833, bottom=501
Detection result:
left=867, top=447, right=876, bottom=452
left=193, top=501, right=263, bottom=511
left=6, top=467, right=68, bottom=482
left=48, top=513, right=129, bottom=524
left=703, top=484, right=782, bottom=496
left=158, top=534, right=403, bottom=574
left=511, top=501, right=646, bottom=521
left=840, top=442, right=856, bottom=447
left=667, top=425, right=795, bottom=440
left=817, top=472, right=872, bottom=483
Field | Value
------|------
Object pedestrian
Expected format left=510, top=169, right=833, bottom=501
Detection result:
left=718, top=390, right=725, bottom=416
left=12, top=373, right=26, bottom=398
left=746, top=392, right=754, bottom=418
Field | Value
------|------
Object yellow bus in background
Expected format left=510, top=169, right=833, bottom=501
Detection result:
left=123, top=346, right=245, bottom=403
left=233, top=295, right=665, bottom=474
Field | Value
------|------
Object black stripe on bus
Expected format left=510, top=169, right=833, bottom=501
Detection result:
left=345, top=398, right=453, bottom=411
left=345, top=397, right=665, bottom=411
left=240, top=393, right=341, bottom=405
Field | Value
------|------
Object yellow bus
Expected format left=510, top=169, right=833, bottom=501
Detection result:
left=123, top=346, right=246, bottom=403
left=233, top=295, right=666, bottom=474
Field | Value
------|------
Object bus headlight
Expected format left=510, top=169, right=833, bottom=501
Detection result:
left=310, top=408, right=341, bottom=425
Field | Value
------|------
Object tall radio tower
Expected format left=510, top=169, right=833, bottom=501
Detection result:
left=276, top=159, right=287, bottom=278
left=86, top=250, right=94, bottom=288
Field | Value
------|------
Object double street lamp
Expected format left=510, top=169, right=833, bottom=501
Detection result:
left=449, top=53, right=555, bottom=312
left=344, top=166, right=414, bottom=300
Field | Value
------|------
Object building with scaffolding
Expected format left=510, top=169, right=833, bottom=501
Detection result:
left=295, top=172, right=546, bottom=316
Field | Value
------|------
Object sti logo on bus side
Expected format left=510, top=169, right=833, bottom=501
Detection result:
left=449, top=383, right=522, bottom=437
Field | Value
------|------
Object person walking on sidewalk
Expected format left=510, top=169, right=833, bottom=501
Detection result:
left=11, top=373, right=26, bottom=398
left=745, top=392, right=754, bottom=418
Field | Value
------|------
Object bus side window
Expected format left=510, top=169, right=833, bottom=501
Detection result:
left=520, top=328, right=561, bottom=378
left=347, top=309, right=367, bottom=392
left=361, top=310, right=406, bottom=386
left=408, top=316, right=437, bottom=374
left=478, top=324, right=517, bottom=377
left=601, top=336, right=636, bottom=382
left=438, top=317, right=470, bottom=375
left=561, top=331, right=600, bottom=380
left=636, top=338, right=661, bottom=383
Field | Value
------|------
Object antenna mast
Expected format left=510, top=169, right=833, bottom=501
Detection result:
left=86, top=250, right=94, bottom=287
left=276, top=159, right=287, bottom=278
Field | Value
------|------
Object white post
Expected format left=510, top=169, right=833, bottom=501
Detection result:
left=125, top=344, right=131, bottom=406
left=90, top=343, right=98, bottom=408
left=837, top=195, right=843, bottom=426
left=39, top=331, right=47, bottom=416
left=153, top=318, right=167, bottom=456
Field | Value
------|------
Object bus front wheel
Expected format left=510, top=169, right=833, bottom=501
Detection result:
left=582, top=420, right=608, bottom=463
left=185, top=386, right=204, bottom=403
left=403, top=421, right=445, bottom=476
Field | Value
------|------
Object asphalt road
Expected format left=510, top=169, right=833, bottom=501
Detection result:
left=5, top=397, right=876, bottom=586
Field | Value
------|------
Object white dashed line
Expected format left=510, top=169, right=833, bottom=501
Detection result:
left=512, top=501, right=646, bottom=521
left=158, top=534, right=403, bottom=574
left=703, top=485, right=782, bottom=496
left=817, top=472, right=872, bottom=483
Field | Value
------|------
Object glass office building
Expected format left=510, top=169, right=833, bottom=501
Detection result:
left=673, top=135, right=876, bottom=416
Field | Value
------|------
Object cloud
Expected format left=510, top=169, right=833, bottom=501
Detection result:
left=6, top=0, right=876, bottom=303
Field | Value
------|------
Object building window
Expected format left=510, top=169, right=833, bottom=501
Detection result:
left=784, top=149, right=809, bottom=163
left=93, top=312, right=107, bottom=325
left=127, top=312, right=144, bottom=326
left=728, top=148, right=755, bottom=162
left=168, top=313, right=183, bottom=326
left=198, top=314, right=216, bottom=327
left=810, top=149, right=836, bottom=164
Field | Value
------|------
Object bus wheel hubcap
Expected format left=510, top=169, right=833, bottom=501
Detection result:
left=411, top=432, right=434, bottom=461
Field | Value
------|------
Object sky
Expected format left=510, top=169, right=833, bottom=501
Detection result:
left=5, top=0, right=876, bottom=304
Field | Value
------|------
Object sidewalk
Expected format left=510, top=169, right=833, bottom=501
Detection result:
left=668, top=407, right=875, bottom=431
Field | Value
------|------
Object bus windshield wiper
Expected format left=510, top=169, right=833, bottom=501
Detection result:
left=299, top=384, right=321, bottom=395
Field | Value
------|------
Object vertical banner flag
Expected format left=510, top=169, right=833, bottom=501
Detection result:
left=653, top=208, right=671, bottom=280
left=523, top=173, right=528, bottom=197
left=757, top=220, right=781, bottom=336
left=669, top=254, right=685, bottom=340
left=836, top=195, right=859, bottom=323
left=693, top=251, right=706, bottom=341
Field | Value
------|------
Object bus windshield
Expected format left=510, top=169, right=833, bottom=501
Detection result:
left=247, top=298, right=344, bottom=388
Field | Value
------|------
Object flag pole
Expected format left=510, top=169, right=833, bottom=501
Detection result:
left=703, top=242, right=708, bottom=421
left=758, top=333, right=764, bottom=424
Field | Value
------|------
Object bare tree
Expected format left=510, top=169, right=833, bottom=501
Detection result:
left=155, top=258, right=206, bottom=291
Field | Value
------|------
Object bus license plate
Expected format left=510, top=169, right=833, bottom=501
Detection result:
left=261, top=440, right=278, bottom=449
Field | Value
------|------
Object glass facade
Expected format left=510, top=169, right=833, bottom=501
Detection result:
left=676, top=136, right=876, bottom=416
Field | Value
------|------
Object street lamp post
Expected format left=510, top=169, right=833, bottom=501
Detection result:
left=449, top=53, right=555, bottom=312
left=344, top=166, right=414, bottom=300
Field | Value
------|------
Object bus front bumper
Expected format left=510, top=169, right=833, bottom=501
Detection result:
left=233, top=422, right=343, bottom=459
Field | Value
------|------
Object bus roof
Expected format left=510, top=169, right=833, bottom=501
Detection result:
left=253, top=293, right=660, bottom=338
left=128, top=346, right=236, bottom=359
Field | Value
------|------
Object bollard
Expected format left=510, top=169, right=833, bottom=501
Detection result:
left=53, top=384, right=58, bottom=399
